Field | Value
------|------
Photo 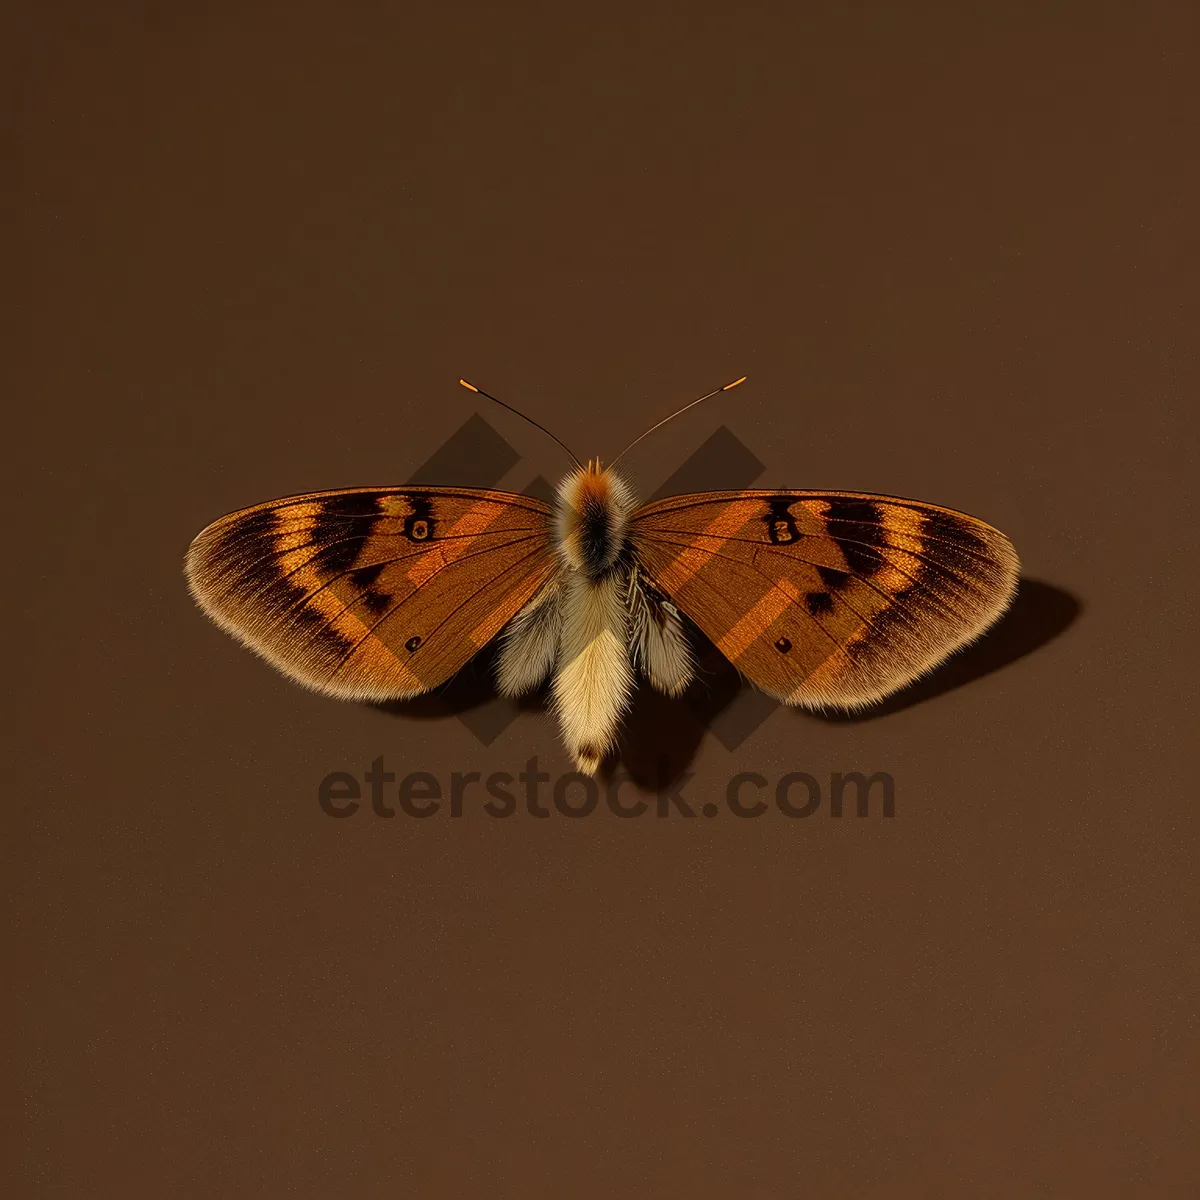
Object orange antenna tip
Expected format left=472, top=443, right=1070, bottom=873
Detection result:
left=455, top=376, right=582, bottom=468
left=609, top=376, right=746, bottom=467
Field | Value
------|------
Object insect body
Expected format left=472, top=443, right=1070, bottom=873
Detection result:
left=186, top=382, right=1019, bottom=773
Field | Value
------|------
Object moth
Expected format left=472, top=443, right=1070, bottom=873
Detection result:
left=186, top=378, right=1019, bottom=774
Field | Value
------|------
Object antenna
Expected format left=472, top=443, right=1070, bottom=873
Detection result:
left=608, top=376, right=747, bottom=468
left=459, top=379, right=583, bottom=470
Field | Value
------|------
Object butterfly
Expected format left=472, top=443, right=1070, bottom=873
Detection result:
left=186, top=378, right=1020, bottom=774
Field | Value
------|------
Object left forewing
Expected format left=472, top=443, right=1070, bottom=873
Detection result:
left=186, top=486, right=556, bottom=702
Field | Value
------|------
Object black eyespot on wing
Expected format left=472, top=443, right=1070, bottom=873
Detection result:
left=774, top=636, right=792, bottom=653
left=764, top=498, right=801, bottom=544
left=823, top=498, right=885, bottom=576
left=404, top=635, right=422, bottom=652
left=403, top=495, right=435, bottom=542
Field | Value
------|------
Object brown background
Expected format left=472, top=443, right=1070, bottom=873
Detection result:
left=8, top=2, right=1196, bottom=1196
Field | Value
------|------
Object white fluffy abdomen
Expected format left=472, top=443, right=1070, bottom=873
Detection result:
left=552, top=571, right=634, bottom=775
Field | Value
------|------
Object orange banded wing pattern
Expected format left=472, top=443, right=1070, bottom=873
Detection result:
left=631, top=490, right=1019, bottom=709
left=186, top=487, right=556, bottom=702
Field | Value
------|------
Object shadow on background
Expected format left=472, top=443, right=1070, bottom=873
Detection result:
left=813, top=578, right=1081, bottom=723
left=617, top=577, right=1081, bottom=787
left=373, top=578, right=1080, bottom=789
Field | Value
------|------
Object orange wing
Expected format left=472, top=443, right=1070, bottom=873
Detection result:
left=186, top=487, right=556, bottom=701
left=631, top=490, right=1019, bottom=709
